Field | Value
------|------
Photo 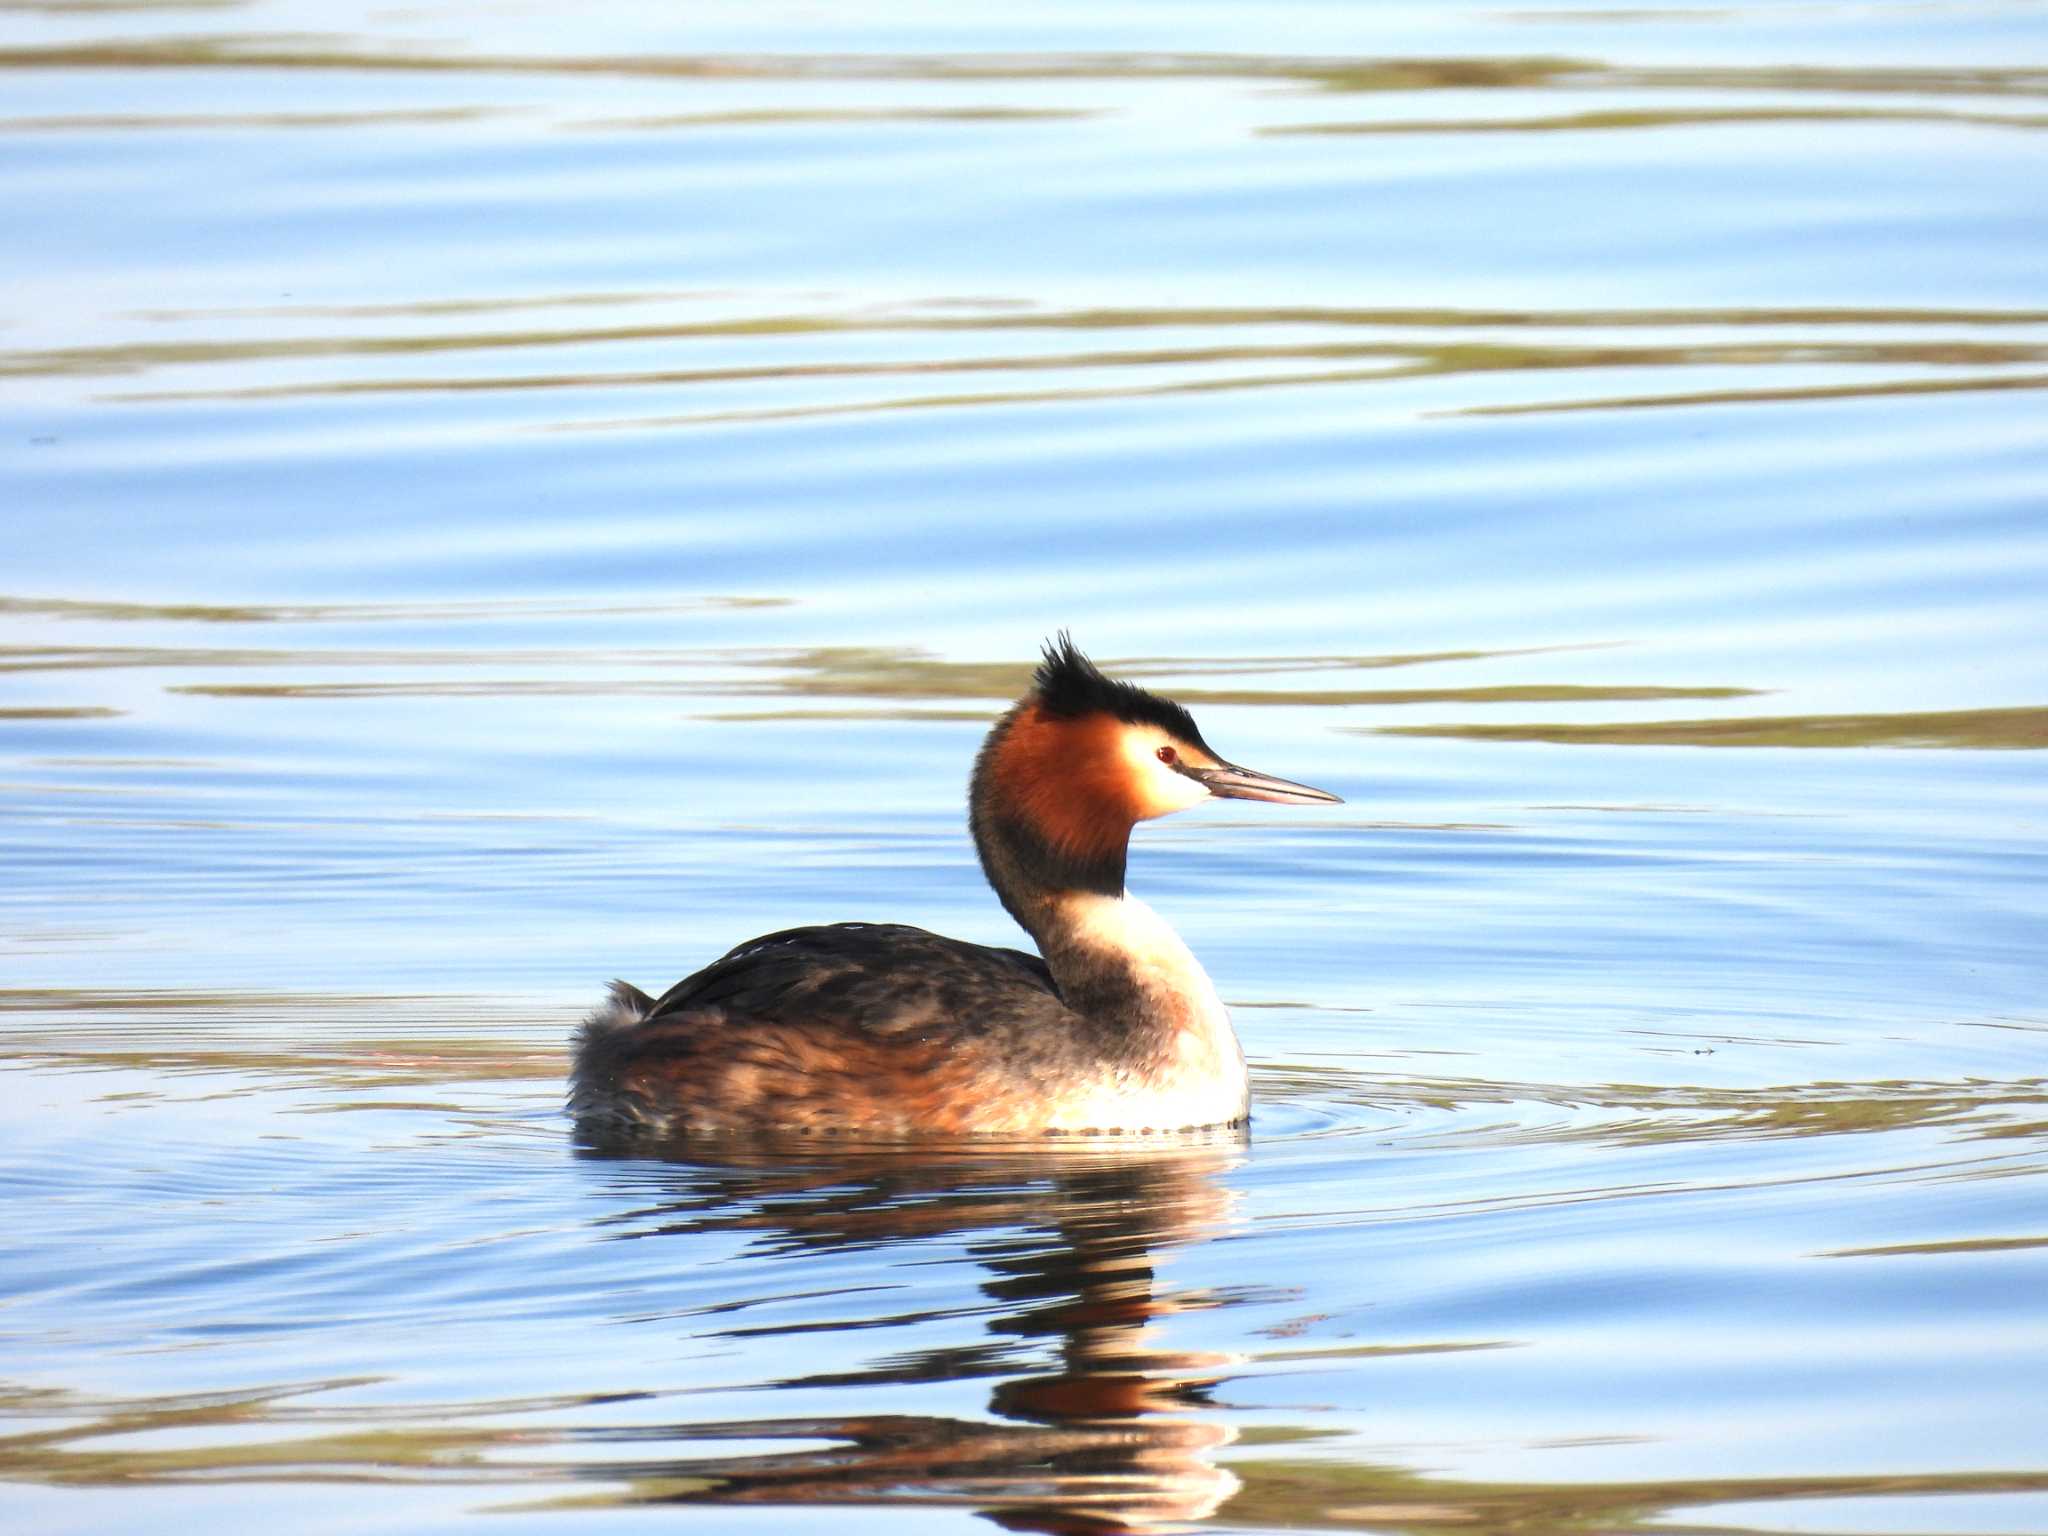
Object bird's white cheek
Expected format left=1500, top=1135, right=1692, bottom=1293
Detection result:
left=1116, top=729, right=1213, bottom=818
left=1141, top=764, right=1211, bottom=817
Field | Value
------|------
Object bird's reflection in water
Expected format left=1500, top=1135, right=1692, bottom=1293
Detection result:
left=574, top=1135, right=1248, bottom=1534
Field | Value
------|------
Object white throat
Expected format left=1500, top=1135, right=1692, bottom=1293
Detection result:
left=1048, top=891, right=1249, bottom=1132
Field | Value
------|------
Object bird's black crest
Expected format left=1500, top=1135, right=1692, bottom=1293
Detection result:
left=1032, top=633, right=1207, bottom=746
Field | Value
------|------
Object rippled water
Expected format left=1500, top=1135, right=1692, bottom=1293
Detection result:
left=4, top=1, right=2047, bottom=1531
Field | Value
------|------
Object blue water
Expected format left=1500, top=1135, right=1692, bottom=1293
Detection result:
left=3, top=2, right=2046, bottom=1531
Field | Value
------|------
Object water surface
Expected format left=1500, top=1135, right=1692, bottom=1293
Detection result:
left=3, top=2, right=2046, bottom=1532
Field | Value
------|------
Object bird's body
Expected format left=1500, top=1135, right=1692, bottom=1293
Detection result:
left=570, top=639, right=1337, bottom=1141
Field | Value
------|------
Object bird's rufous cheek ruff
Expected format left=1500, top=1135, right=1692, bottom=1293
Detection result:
left=989, top=703, right=1150, bottom=860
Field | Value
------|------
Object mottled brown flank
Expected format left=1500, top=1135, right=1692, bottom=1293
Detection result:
left=990, top=704, right=1142, bottom=858
left=612, top=1020, right=996, bottom=1135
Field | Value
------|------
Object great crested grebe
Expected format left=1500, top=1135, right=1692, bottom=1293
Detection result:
left=570, top=637, right=1341, bottom=1140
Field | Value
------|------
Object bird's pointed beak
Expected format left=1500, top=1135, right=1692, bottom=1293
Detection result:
left=1194, top=761, right=1343, bottom=805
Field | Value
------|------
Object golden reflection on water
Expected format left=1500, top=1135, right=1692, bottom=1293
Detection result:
left=1453, top=370, right=2048, bottom=418
left=1824, top=1236, right=2048, bottom=1258
left=2, top=106, right=507, bottom=130
left=0, top=630, right=1742, bottom=704
left=11, top=622, right=2048, bottom=749
left=582, top=106, right=1101, bottom=129
left=11, top=277, right=2046, bottom=445
left=10, top=305, right=2047, bottom=373
left=8, top=290, right=2042, bottom=435
left=15, top=315, right=2044, bottom=434
left=0, top=594, right=790, bottom=624
left=0, top=43, right=2042, bottom=100
left=1372, top=705, right=2048, bottom=750
left=162, top=679, right=1759, bottom=707
left=82, top=337, right=2048, bottom=408
left=1261, top=1062, right=2048, bottom=1149
left=544, top=366, right=2048, bottom=433
left=1269, top=106, right=2048, bottom=135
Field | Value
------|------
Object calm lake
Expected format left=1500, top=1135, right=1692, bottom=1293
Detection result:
left=3, top=1, right=2047, bottom=1531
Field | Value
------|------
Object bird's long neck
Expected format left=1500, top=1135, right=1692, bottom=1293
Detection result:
left=969, top=710, right=1235, bottom=1054
left=978, top=811, right=1247, bottom=1125
left=968, top=703, right=1249, bottom=1128
left=972, top=704, right=1126, bottom=957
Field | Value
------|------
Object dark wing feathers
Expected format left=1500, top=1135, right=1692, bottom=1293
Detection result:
left=643, top=922, right=1057, bottom=1033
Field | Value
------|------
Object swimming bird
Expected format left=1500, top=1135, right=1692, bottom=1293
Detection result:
left=570, top=637, right=1340, bottom=1140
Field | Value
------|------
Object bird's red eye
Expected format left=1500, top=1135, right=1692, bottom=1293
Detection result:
left=1156, top=745, right=1178, bottom=764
